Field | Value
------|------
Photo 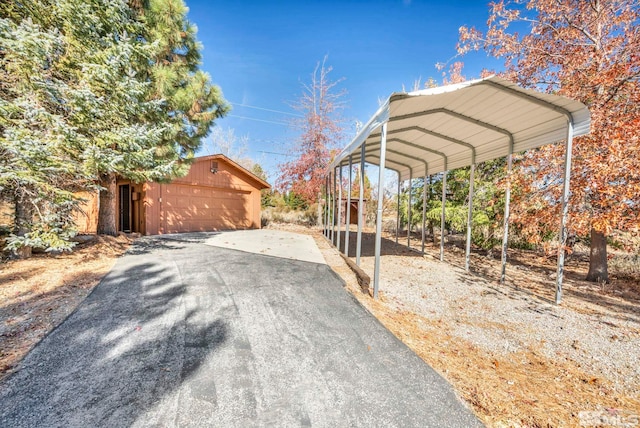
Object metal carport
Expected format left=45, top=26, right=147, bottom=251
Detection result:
left=324, top=76, right=590, bottom=304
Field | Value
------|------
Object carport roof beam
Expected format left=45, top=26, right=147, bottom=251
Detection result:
left=365, top=138, right=446, bottom=172
left=350, top=153, right=413, bottom=176
left=353, top=153, right=413, bottom=176
left=386, top=108, right=515, bottom=142
left=349, top=146, right=428, bottom=174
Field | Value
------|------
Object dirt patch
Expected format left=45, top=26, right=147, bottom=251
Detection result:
left=0, top=235, right=131, bottom=381
left=269, top=223, right=640, bottom=427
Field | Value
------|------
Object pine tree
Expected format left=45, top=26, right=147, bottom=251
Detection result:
left=1, top=0, right=227, bottom=250
left=55, top=0, right=178, bottom=236
left=143, top=0, right=228, bottom=156
left=87, top=0, right=229, bottom=235
left=0, top=5, right=89, bottom=256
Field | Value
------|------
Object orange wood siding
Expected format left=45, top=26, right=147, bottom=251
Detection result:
left=2, top=155, right=269, bottom=237
left=144, top=182, right=161, bottom=235
left=143, top=156, right=267, bottom=235
left=75, top=191, right=99, bottom=234
left=0, top=193, right=99, bottom=234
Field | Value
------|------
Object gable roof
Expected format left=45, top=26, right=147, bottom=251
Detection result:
left=195, top=154, right=271, bottom=190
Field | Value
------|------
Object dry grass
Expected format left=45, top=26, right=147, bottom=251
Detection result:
left=363, top=297, right=640, bottom=427
left=261, top=206, right=318, bottom=227
left=0, top=235, right=131, bottom=380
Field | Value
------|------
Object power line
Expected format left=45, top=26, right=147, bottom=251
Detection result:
left=229, top=102, right=303, bottom=118
left=258, top=150, right=295, bottom=157
left=227, top=114, right=289, bottom=126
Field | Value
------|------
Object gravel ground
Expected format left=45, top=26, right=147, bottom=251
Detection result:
left=268, top=223, right=640, bottom=425
left=357, top=247, right=640, bottom=395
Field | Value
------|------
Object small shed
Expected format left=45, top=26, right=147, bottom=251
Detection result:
left=339, top=198, right=366, bottom=226
left=116, top=154, right=270, bottom=235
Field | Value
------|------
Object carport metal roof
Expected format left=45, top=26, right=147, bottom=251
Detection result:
left=324, top=76, right=591, bottom=304
left=330, top=76, right=590, bottom=178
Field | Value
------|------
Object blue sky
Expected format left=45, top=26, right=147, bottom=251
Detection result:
left=187, top=0, right=502, bottom=181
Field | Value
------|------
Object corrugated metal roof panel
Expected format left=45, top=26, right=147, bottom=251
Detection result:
left=332, top=76, right=590, bottom=181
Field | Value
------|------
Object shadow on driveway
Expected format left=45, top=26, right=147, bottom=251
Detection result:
left=0, top=232, right=481, bottom=427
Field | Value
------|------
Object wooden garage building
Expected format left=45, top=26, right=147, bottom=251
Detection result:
left=116, top=154, right=270, bottom=235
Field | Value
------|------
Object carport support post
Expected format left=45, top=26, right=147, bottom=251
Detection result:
left=326, top=175, right=331, bottom=237
left=328, top=172, right=332, bottom=240
left=356, top=143, right=366, bottom=266
left=440, top=169, right=447, bottom=261
left=322, top=177, right=327, bottom=236
left=421, top=174, right=428, bottom=254
left=396, top=175, right=401, bottom=244
left=407, top=171, right=412, bottom=248
left=345, top=155, right=353, bottom=256
left=327, top=175, right=332, bottom=238
left=501, top=153, right=513, bottom=283
left=337, top=166, right=343, bottom=252
left=556, top=120, right=575, bottom=304
left=325, top=174, right=330, bottom=238
left=465, top=163, right=475, bottom=272
left=332, top=169, right=337, bottom=244
left=373, top=123, right=388, bottom=299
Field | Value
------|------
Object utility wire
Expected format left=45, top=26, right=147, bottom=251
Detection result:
left=258, top=150, right=295, bottom=157
left=227, top=114, right=289, bottom=126
left=229, top=102, right=303, bottom=118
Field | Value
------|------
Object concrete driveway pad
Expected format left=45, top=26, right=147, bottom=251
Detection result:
left=203, top=229, right=326, bottom=264
left=0, top=230, right=481, bottom=427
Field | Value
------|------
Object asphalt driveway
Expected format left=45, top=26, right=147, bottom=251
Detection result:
left=0, top=230, right=481, bottom=427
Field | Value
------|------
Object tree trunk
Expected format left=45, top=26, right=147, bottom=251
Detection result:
left=13, top=197, right=32, bottom=258
left=430, top=220, right=438, bottom=244
left=586, top=228, right=608, bottom=283
left=97, top=173, right=118, bottom=236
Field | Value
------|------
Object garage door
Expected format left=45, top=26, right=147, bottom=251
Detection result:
left=162, top=184, right=252, bottom=233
